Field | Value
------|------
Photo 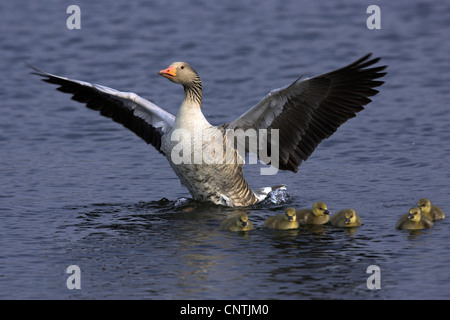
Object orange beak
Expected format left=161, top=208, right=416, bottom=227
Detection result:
left=158, top=66, right=177, bottom=78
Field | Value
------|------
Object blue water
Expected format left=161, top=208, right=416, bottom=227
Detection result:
left=1, top=0, right=449, bottom=300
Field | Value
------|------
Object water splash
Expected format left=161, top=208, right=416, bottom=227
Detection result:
left=259, top=187, right=292, bottom=206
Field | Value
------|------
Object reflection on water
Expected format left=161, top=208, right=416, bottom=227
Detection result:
left=57, top=199, right=398, bottom=299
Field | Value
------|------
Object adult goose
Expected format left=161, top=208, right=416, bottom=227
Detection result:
left=31, top=54, right=386, bottom=207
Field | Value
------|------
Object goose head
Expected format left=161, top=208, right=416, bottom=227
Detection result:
left=158, top=62, right=200, bottom=86
left=417, top=198, right=431, bottom=214
left=237, top=213, right=249, bottom=228
left=312, top=201, right=330, bottom=216
left=408, top=207, right=422, bottom=222
left=343, top=209, right=357, bottom=225
left=284, top=207, right=297, bottom=222
left=159, top=62, right=202, bottom=105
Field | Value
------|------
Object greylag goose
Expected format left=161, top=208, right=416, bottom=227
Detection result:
left=396, top=207, right=434, bottom=230
left=330, top=209, right=362, bottom=227
left=296, top=201, right=331, bottom=225
left=417, top=198, right=445, bottom=221
left=220, top=211, right=254, bottom=231
left=31, top=54, right=386, bottom=207
left=264, top=207, right=299, bottom=230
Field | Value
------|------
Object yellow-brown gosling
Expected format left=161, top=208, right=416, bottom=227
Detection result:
left=330, top=209, right=362, bottom=228
left=396, top=207, right=433, bottom=230
left=264, top=207, right=299, bottom=230
left=220, top=212, right=254, bottom=232
left=417, top=198, right=445, bottom=221
left=296, top=201, right=331, bottom=225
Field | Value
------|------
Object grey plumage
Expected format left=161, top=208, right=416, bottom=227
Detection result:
left=31, top=55, right=386, bottom=206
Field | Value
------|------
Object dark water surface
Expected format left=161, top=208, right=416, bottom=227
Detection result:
left=1, top=0, right=449, bottom=299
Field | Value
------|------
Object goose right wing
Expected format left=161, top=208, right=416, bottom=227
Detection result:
left=31, top=66, right=175, bottom=154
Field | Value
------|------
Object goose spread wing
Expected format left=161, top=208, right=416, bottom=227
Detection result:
left=31, top=66, right=175, bottom=154
left=224, top=54, right=387, bottom=172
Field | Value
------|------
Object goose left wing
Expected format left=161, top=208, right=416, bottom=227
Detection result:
left=223, top=54, right=387, bottom=172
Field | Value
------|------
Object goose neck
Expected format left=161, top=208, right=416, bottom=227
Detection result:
left=183, top=79, right=202, bottom=107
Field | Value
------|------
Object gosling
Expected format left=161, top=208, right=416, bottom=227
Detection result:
left=296, top=201, right=331, bottom=225
left=264, top=207, right=299, bottom=230
left=417, top=198, right=445, bottom=221
left=330, top=209, right=362, bottom=228
left=396, top=207, right=433, bottom=230
left=220, top=212, right=254, bottom=232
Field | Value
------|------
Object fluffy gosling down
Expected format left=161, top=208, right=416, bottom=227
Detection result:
left=220, top=212, right=254, bottom=231
left=418, top=198, right=445, bottom=221
left=296, top=201, right=331, bottom=225
left=264, top=207, right=299, bottom=230
left=330, top=209, right=362, bottom=228
left=396, top=207, right=433, bottom=230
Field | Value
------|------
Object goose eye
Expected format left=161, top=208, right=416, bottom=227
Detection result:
left=181, top=65, right=185, bottom=69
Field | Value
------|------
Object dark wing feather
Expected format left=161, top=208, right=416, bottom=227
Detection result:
left=225, top=54, right=387, bottom=172
left=31, top=66, right=175, bottom=154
